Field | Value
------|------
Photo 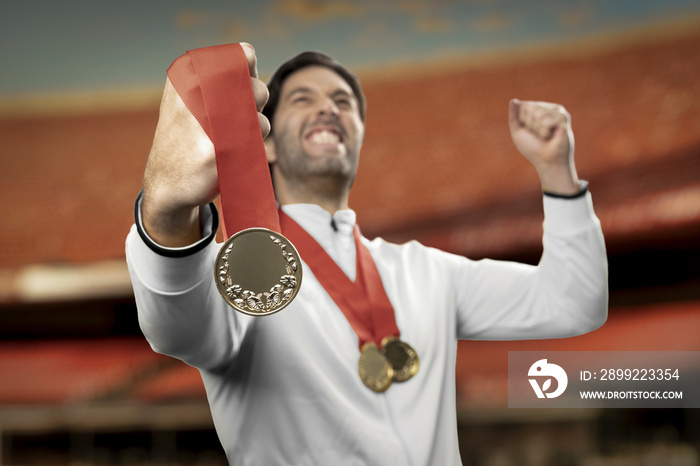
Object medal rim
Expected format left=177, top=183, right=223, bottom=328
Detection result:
left=214, top=227, right=303, bottom=317
left=381, top=336, right=420, bottom=383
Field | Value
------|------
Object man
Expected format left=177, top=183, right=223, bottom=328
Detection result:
left=126, top=43, right=608, bottom=465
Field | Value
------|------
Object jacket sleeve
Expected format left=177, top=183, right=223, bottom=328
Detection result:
left=455, top=189, right=608, bottom=340
left=125, top=199, right=253, bottom=371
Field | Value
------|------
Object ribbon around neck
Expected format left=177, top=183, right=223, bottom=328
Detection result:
left=279, top=210, right=401, bottom=350
left=166, top=43, right=280, bottom=238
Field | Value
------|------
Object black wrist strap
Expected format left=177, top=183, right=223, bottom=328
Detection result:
left=133, top=190, right=219, bottom=258
left=543, top=180, right=589, bottom=199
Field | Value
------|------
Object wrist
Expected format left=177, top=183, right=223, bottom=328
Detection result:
left=141, top=191, right=203, bottom=247
left=536, top=162, right=580, bottom=196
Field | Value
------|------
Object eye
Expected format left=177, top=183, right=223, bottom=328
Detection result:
left=335, top=98, right=352, bottom=108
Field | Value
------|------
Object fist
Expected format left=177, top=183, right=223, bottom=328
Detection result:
left=141, top=43, right=269, bottom=246
left=508, top=99, right=580, bottom=195
left=507, top=99, right=572, bottom=166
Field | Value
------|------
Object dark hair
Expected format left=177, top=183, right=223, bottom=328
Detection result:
left=263, top=51, right=366, bottom=132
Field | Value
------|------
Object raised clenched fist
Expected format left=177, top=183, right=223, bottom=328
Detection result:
left=141, top=43, right=269, bottom=247
left=508, top=99, right=580, bottom=195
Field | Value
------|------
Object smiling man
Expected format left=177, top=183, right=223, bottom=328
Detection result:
left=126, top=44, right=608, bottom=465
left=264, top=61, right=365, bottom=215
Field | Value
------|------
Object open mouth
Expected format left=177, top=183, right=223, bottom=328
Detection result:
left=305, top=127, right=344, bottom=145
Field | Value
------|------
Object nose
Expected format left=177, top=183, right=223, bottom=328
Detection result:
left=317, top=97, right=339, bottom=117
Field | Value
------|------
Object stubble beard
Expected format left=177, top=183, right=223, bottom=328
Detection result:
left=274, top=132, right=359, bottom=193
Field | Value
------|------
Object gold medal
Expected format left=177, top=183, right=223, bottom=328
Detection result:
left=214, top=228, right=303, bottom=316
left=381, top=336, right=419, bottom=383
left=358, top=342, right=394, bottom=393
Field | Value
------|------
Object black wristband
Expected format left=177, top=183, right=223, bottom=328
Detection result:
left=133, top=190, right=219, bottom=258
left=543, top=180, right=589, bottom=199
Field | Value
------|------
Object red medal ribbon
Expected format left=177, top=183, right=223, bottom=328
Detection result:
left=279, top=210, right=400, bottom=349
left=166, top=43, right=280, bottom=238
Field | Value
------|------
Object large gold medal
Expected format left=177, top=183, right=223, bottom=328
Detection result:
left=214, top=228, right=303, bottom=316
left=358, top=342, right=394, bottom=393
left=381, top=336, right=420, bottom=383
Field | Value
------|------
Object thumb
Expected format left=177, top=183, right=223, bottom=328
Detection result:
left=547, top=124, right=572, bottom=159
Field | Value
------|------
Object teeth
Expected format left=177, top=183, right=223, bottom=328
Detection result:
left=310, top=130, right=340, bottom=144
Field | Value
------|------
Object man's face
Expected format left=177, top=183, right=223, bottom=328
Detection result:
left=267, top=66, right=365, bottom=188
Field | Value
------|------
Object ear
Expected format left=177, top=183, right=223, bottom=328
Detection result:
left=264, top=137, right=277, bottom=164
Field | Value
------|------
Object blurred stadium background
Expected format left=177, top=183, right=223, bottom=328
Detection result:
left=1, top=1, right=700, bottom=464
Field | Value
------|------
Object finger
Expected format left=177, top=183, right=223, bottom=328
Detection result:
left=555, top=107, right=570, bottom=127
left=537, top=114, right=560, bottom=140
left=544, top=110, right=569, bottom=138
left=524, top=104, right=547, bottom=131
left=240, top=42, right=258, bottom=79
left=519, top=101, right=540, bottom=130
left=519, top=102, right=566, bottom=139
left=508, top=99, right=521, bottom=133
left=548, top=124, right=571, bottom=157
left=530, top=102, right=569, bottom=125
left=259, top=113, right=270, bottom=139
left=252, top=78, right=269, bottom=112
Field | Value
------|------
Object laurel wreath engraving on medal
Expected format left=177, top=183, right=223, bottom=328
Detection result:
left=217, top=235, right=299, bottom=314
